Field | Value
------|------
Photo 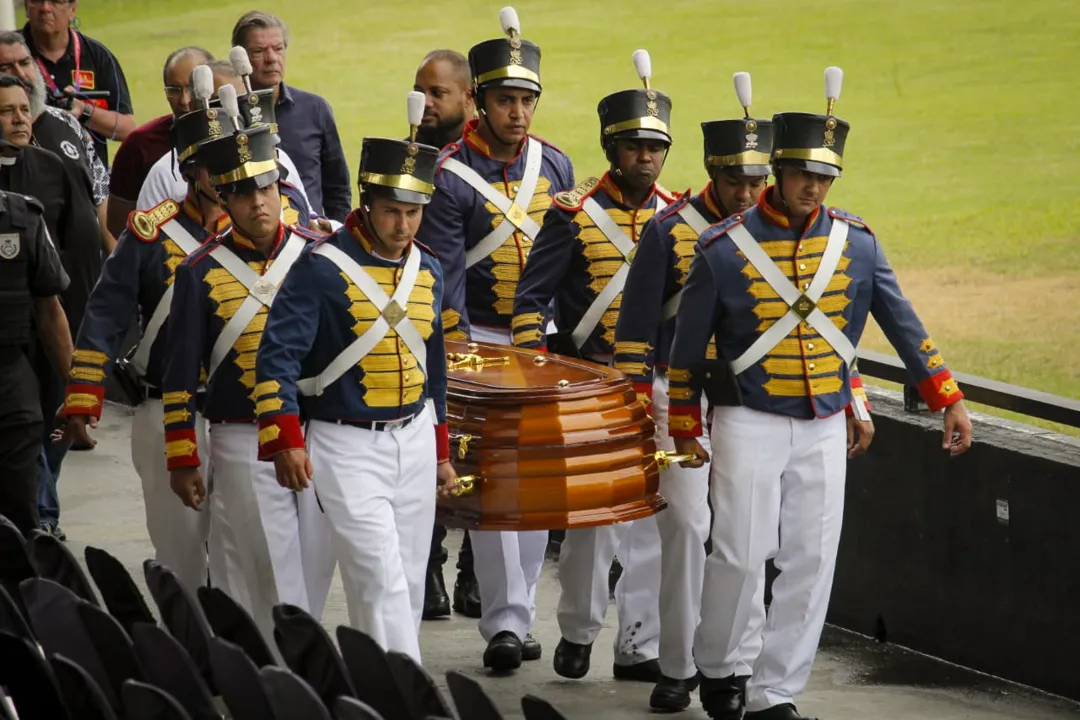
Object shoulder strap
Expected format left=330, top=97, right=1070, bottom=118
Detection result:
left=661, top=204, right=714, bottom=321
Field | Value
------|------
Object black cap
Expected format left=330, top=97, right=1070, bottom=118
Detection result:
left=469, top=9, right=542, bottom=94
left=358, top=138, right=439, bottom=206
left=173, top=104, right=239, bottom=165
left=239, top=88, right=278, bottom=136
left=598, top=89, right=672, bottom=147
left=202, top=125, right=280, bottom=194
left=771, top=112, right=849, bottom=177
left=701, top=117, right=774, bottom=177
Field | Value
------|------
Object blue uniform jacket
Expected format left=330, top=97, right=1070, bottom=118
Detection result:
left=416, top=118, right=574, bottom=336
left=162, top=221, right=321, bottom=469
left=667, top=187, right=962, bottom=436
left=63, top=196, right=231, bottom=419
left=254, top=210, right=450, bottom=462
left=612, top=184, right=725, bottom=403
left=512, top=172, right=678, bottom=358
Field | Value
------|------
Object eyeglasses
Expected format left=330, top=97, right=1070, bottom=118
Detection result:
left=164, top=85, right=189, bottom=99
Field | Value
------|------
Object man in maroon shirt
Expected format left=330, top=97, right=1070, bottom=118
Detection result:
left=105, top=46, right=212, bottom=238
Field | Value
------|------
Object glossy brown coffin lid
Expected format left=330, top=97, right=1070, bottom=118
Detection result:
left=439, top=340, right=667, bottom=531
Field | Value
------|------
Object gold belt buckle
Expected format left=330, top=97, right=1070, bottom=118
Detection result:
left=791, top=294, right=817, bottom=320
left=382, top=300, right=406, bottom=326
left=505, top=203, right=528, bottom=230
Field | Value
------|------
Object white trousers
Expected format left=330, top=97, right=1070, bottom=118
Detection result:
left=557, top=516, right=661, bottom=665
left=131, top=400, right=210, bottom=593
left=469, top=323, right=549, bottom=644
left=209, top=423, right=335, bottom=650
left=651, top=376, right=715, bottom=680
left=694, top=406, right=846, bottom=712
left=306, top=413, right=436, bottom=663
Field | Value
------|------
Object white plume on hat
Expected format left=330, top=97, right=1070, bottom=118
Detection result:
left=217, top=83, right=240, bottom=124
left=192, top=65, right=213, bottom=107
left=632, top=49, right=652, bottom=89
left=407, top=90, right=425, bottom=142
left=825, top=66, right=843, bottom=114
left=499, top=6, right=520, bottom=37
left=229, top=46, right=254, bottom=93
left=733, top=72, right=752, bottom=117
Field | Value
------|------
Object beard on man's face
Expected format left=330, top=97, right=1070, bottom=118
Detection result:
left=27, top=71, right=47, bottom=119
left=418, top=109, right=467, bottom=146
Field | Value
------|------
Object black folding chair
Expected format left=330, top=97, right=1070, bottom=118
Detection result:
left=84, top=546, right=155, bottom=633
left=26, top=530, right=100, bottom=605
left=386, top=650, right=455, bottom=719
left=122, top=679, right=195, bottom=720
left=445, top=671, right=504, bottom=720
left=521, top=694, right=571, bottom=720
left=129, top=622, right=220, bottom=720
left=144, top=560, right=216, bottom=691
left=272, top=604, right=355, bottom=709
left=259, top=665, right=333, bottom=720
left=50, top=654, right=119, bottom=720
left=20, top=577, right=119, bottom=710
left=0, top=630, right=72, bottom=720
left=335, top=625, right=411, bottom=719
left=0, top=585, right=33, bottom=643
left=198, top=586, right=276, bottom=668
left=76, top=601, right=145, bottom=701
left=334, top=696, right=386, bottom=720
left=208, top=636, right=274, bottom=720
left=0, top=515, right=36, bottom=620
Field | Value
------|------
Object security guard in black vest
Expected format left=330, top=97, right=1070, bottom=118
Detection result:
left=0, top=179, right=71, bottom=536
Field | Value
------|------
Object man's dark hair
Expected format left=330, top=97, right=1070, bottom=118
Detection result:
left=162, top=46, right=214, bottom=85
left=0, top=75, right=32, bottom=94
left=420, top=49, right=470, bottom=88
left=232, top=11, right=290, bottom=49
left=0, top=31, right=27, bottom=50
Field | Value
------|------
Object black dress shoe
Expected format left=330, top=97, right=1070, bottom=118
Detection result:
left=422, top=568, right=450, bottom=619
left=522, top=633, right=542, bottom=661
left=613, top=658, right=661, bottom=683
left=552, top=638, right=591, bottom=679
left=452, top=571, right=482, bottom=618
left=483, top=630, right=522, bottom=671
left=700, top=674, right=749, bottom=720
left=650, top=674, right=701, bottom=712
left=744, top=703, right=817, bottom=720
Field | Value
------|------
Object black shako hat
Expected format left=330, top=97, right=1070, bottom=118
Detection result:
left=701, top=71, right=773, bottom=177
left=469, top=6, right=542, bottom=95
left=597, top=49, right=672, bottom=148
left=772, top=66, right=849, bottom=177
left=358, top=91, right=439, bottom=206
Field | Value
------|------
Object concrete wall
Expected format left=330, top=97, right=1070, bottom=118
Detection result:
left=830, top=387, right=1080, bottom=700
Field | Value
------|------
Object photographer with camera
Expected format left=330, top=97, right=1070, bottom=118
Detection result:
left=21, top=0, right=134, bottom=167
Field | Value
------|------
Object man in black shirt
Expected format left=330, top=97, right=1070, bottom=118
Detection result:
left=0, top=183, right=71, bottom=537
left=21, top=0, right=134, bottom=166
left=0, top=75, right=99, bottom=538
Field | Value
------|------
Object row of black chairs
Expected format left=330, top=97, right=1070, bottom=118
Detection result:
left=0, top=514, right=569, bottom=719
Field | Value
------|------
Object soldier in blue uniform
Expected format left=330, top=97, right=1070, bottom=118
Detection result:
left=61, top=70, right=240, bottom=593
left=510, top=49, right=677, bottom=685
left=253, top=94, right=459, bottom=663
left=162, top=110, right=334, bottom=648
left=667, top=68, right=972, bottom=720
left=415, top=7, right=574, bottom=671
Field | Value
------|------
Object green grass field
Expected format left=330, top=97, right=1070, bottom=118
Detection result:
left=74, top=0, right=1080, bottom=414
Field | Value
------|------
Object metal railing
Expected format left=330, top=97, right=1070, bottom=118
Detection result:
left=855, top=349, right=1080, bottom=429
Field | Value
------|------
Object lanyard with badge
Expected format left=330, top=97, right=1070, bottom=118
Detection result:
left=35, top=28, right=82, bottom=93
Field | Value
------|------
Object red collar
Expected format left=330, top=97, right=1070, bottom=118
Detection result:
left=182, top=193, right=231, bottom=234
left=701, top=181, right=723, bottom=219
left=346, top=208, right=413, bottom=259
left=231, top=223, right=284, bottom=259
left=758, top=186, right=820, bottom=232
left=462, top=117, right=527, bottom=163
left=599, top=171, right=657, bottom=209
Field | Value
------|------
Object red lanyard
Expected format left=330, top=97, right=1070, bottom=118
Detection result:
left=35, top=28, right=82, bottom=92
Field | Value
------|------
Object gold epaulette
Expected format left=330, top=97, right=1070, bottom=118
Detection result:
left=553, top=176, right=601, bottom=211
left=128, top=198, right=181, bottom=242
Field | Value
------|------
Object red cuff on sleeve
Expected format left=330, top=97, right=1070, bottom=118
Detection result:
left=846, top=376, right=871, bottom=416
left=63, top=384, right=105, bottom=420
left=435, top=422, right=450, bottom=462
left=916, top=370, right=964, bottom=412
left=257, top=415, right=305, bottom=461
left=668, top=405, right=704, bottom=438
left=165, top=429, right=201, bottom=471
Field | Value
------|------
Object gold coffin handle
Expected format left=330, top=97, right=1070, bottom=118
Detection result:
left=445, top=474, right=481, bottom=498
left=652, top=450, right=696, bottom=470
left=446, top=352, right=511, bottom=371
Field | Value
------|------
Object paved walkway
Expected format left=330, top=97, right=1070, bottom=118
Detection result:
left=51, top=405, right=1080, bottom=719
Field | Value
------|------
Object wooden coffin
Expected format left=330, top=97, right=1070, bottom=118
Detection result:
left=437, top=340, right=666, bottom=531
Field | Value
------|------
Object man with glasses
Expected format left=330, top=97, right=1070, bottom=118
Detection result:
left=107, top=46, right=212, bottom=239
left=21, top=0, right=134, bottom=166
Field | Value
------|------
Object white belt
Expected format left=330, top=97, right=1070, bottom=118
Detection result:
left=442, top=137, right=543, bottom=269
left=130, top=219, right=203, bottom=376
left=207, top=233, right=304, bottom=381
left=727, top=218, right=855, bottom=375
left=661, top=203, right=712, bottom=322
left=296, top=244, right=426, bottom=397
left=569, top=194, right=668, bottom=350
